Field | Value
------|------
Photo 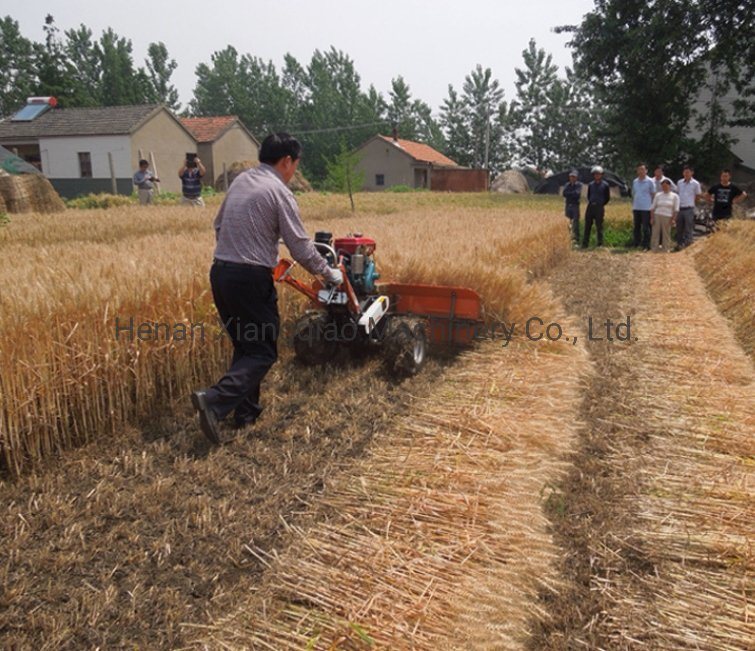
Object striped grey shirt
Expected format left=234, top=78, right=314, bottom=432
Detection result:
left=213, top=164, right=329, bottom=276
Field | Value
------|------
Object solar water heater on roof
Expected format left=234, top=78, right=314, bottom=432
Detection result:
left=11, top=103, right=53, bottom=122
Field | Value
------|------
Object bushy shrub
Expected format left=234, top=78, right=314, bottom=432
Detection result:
left=152, top=191, right=181, bottom=205
left=65, top=193, right=135, bottom=209
left=385, top=185, right=429, bottom=193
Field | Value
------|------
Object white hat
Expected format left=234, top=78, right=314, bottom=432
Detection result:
left=591, top=165, right=604, bottom=174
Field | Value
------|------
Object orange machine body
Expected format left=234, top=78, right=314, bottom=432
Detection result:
left=274, top=257, right=484, bottom=345
left=379, top=283, right=483, bottom=344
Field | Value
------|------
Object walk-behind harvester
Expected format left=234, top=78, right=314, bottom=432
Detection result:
left=273, top=232, right=484, bottom=375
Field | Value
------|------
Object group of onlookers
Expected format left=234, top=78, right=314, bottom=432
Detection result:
left=563, top=165, right=748, bottom=251
left=132, top=155, right=206, bottom=206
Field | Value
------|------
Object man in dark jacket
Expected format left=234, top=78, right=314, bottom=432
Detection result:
left=562, top=170, right=582, bottom=243
left=582, top=166, right=611, bottom=248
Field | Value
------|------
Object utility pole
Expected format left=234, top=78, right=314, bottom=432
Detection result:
left=483, top=104, right=491, bottom=170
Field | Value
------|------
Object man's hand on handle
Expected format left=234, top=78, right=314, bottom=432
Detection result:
left=323, top=267, right=343, bottom=286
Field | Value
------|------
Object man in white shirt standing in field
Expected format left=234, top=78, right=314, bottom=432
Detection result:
left=675, top=165, right=704, bottom=249
left=650, top=178, right=680, bottom=252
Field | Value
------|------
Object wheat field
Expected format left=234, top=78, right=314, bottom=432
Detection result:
left=1, top=193, right=752, bottom=650
left=693, top=220, right=755, bottom=361
left=0, top=192, right=572, bottom=475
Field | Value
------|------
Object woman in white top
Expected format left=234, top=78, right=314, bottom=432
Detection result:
left=650, top=178, right=679, bottom=252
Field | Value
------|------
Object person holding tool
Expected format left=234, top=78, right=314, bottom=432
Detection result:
left=191, top=133, right=343, bottom=444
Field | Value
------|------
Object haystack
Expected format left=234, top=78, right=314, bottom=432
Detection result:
left=0, top=171, right=65, bottom=213
left=214, top=160, right=313, bottom=192
left=491, top=169, right=530, bottom=194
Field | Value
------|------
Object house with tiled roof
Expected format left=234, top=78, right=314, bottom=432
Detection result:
left=354, top=133, right=488, bottom=191
left=180, top=116, right=260, bottom=188
left=0, top=101, right=196, bottom=197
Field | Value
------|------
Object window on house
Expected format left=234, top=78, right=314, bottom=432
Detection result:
left=78, top=152, right=92, bottom=178
left=375, top=174, right=385, bottom=186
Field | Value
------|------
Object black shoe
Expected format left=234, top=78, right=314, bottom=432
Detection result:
left=229, top=417, right=257, bottom=431
left=191, top=391, right=220, bottom=445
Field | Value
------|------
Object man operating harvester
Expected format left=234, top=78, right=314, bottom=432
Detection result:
left=191, top=133, right=343, bottom=444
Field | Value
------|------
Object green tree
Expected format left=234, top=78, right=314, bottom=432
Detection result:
left=509, top=39, right=559, bottom=171
left=289, top=48, right=385, bottom=183
left=0, top=16, right=36, bottom=116
left=323, top=140, right=365, bottom=210
left=64, top=25, right=103, bottom=106
left=509, top=40, right=601, bottom=171
left=191, top=46, right=292, bottom=133
left=562, top=0, right=754, bottom=178
left=99, top=28, right=150, bottom=105
left=386, top=76, right=444, bottom=150
left=441, top=66, right=509, bottom=171
left=440, top=86, right=471, bottom=166
left=145, top=42, right=179, bottom=110
left=34, top=15, right=74, bottom=105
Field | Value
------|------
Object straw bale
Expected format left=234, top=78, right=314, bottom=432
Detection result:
left=491, top=169, right=530, bottom=194
left=0, top=173, right=65, bottom=213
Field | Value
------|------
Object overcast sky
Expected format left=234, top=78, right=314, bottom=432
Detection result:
left=10, top=0, right=595, bottom=114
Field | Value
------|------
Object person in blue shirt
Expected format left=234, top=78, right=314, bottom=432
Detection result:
left=132, top=159, right=160, bottom=205
left=631, top=163, right=656, bottom=249
left=178, top=154, right=206, bottom=207
left=582, top=166, right=611, bottom=248
left=562, top=170, right=582, bottom=243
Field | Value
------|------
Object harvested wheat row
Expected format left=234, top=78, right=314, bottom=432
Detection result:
left=189, top=324, right=591, bottom=649
left=600, top=251, right=755, bottom=650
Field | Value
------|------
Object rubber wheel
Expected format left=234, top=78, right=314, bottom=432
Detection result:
left=383, top=318, right=428, bottom=376
left=293, top=312, right=338, bottom=365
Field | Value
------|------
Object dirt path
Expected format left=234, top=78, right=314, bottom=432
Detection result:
left=532, top=249, right=754, bottom=650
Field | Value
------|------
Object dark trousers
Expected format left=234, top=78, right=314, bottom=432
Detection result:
left=632, top=210, right=651, bottom=248
left=205, top=262, right=279, bottom=424
left=565, top=203, right=580, bottom=242
left=582, top=203, right=605, bottom=247
left=676, top=207, right=695, bottom=247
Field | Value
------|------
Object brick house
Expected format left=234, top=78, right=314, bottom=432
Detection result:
left=354, top=134, right=488, bottom=191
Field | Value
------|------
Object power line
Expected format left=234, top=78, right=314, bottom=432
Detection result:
left=268, top=120, right=391, bottom=137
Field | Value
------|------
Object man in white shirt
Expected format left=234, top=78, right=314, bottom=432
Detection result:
left=652, top=165, right=677, bottom=193
left=675, top=165, right=704, bottom=249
